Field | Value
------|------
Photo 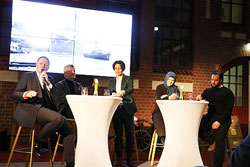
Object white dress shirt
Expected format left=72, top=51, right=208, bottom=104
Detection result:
left=116, top=75, right=123, bottom=93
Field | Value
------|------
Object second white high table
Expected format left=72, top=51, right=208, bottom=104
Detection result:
left=156, top=100, right=209, bottom=167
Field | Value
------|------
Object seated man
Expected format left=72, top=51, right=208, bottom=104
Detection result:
left=196, top=70, right=234, bottom=167
left=152, top=72, right=179, bottom=143
left=12, top=56, right=75, bottom=167
left=56, top=64, right=82, bottom=119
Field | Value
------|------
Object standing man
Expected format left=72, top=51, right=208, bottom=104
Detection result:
left=13, top=56, right=75, bottom=167
left=196, top=70, right=234, bottom=167
left=108, top=60, right=137, bottom=167
left=56, top=64, right=82, bottom=119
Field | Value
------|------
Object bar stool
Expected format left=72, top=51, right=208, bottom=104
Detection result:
left=7, top=102, right=54, bottom=167
left=148, top=129, right=164, bottom=167
left=6, top=125, right=36, bottom=167
left=7, top=102, right=40, bottom=167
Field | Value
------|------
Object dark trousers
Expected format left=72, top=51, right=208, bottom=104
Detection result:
left=36, top=107, right=75, bottom=162
left=199, top=117, right=231, bottom=167
left=112, top=106, right=134, bottom=159
left=152, top=111, right=165, bottom=137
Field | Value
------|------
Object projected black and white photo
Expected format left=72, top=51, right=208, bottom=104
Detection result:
left=9, top=0, right=132, bottom=77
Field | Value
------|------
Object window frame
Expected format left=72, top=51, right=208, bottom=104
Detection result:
left=153, top=0, right=193, bottom=72
left=221, top=0, right=244, bottom=25
left=223, top=65, right=244, bottom=106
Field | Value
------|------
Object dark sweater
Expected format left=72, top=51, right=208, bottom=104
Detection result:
left=201, top=86, right=234, bottom=124
left=153, top=84, right=179, bottom=114
left=65, top=79, right=75, bottom=94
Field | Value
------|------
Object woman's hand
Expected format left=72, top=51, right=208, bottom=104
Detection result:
left=117, top=90, right=125, bottom=97
left=169, top=93, right=178, bottom=100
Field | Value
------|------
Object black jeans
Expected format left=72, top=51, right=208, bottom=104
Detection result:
left=199, top=117, right=231, bottom=167
left=112, top=106, right=134, bottom=159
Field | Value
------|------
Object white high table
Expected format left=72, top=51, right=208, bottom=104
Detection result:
left=66, top=95, right=122, bottom=167
left=156, top=100, right=209, bottom=167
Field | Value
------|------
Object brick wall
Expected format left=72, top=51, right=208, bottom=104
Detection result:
left=0, top=58, right=17, bottom=134
left=0, top=0, right=250, bottom=138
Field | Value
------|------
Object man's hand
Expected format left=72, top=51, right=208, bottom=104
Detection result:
left=196, top=95, right=202, bottom=101
left=24, top=90, right=38, bottom=99
left=212, top=121, right=221, bottom=129
left=41, top=70, right=50, bottom=85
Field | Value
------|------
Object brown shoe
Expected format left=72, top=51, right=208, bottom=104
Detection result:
left=114, top=157, right=122, bottom=167
left=208, top=141, right=216, bottom=151
left=126, top=158, right=135, bottom=167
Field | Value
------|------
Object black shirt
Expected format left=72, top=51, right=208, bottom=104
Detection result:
left=201, top=86, right=234, bottom=124
left=65, top=79, right=75, bottom=94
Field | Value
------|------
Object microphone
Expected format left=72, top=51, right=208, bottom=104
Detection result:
left=41, top=69, right=45, bottom=85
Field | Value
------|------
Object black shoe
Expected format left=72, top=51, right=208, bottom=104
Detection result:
left=126, top=158, right=135, bottom=167
left=114, top=157, right=122, bottom=167
left=66, top=162, right=74, bottom=167
left=34, top=141, right=45, bottom=158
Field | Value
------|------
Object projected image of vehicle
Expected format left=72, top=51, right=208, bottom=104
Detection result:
left=83, top=50, right=110, bottom=60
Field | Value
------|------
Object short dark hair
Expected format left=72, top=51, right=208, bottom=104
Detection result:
left=211, top=70, right=223, bottom=81
left=63, top=64, right=75, bottom=72
left=37, top=56, right=50, bottom=65
left=112, top=60, right=125, bottom=71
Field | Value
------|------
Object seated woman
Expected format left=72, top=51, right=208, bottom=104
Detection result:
left=152, top=71, right=179, bottom=143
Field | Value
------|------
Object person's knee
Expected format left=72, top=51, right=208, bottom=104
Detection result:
left=53, top=114, right=64, bottom=126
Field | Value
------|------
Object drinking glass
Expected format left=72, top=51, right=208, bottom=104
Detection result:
left=176, top=92, right=180, bottom=100
left=81, top=87, right=88, bottom=95
left=187, top=93, right=193, bottom=100
left=104, top=89, right=110, bottom=96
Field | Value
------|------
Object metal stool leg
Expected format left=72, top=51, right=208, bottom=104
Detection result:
left=61, top=150, right=65, bottom=167
left=29, top=129, right=35, bottom=167
left=48, top=138, right=53, bottom=167
left=151, top=132, right=158, bottom=167
left=6, top=126, right=22, bottom=167
left=51, top=134, right=61, bottom=167
left=148, top=130, right=156, bottom=161
left=133, top=127, right=139, bottom=163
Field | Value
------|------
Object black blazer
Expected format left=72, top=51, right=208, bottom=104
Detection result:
left=12, top=71, right=58, bottom=127
left=56, top=79, right=82, bottom=118
left=108, top=75, right=137, bottom=115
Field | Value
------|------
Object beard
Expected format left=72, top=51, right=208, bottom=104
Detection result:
left=211, top=81, right=222, bottom=88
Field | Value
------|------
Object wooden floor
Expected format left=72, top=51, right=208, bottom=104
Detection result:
left=0, top=148, right=230, bottom=167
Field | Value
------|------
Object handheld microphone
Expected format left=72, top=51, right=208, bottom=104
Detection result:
left=41, top=69, right=45, bottom=84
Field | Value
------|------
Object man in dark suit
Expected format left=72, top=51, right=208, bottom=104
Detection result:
left=108, top=60, right=137, bottom=167
left=56, top=64, right=82, bottom=119
left=13, top=56, right=75, bottom=167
